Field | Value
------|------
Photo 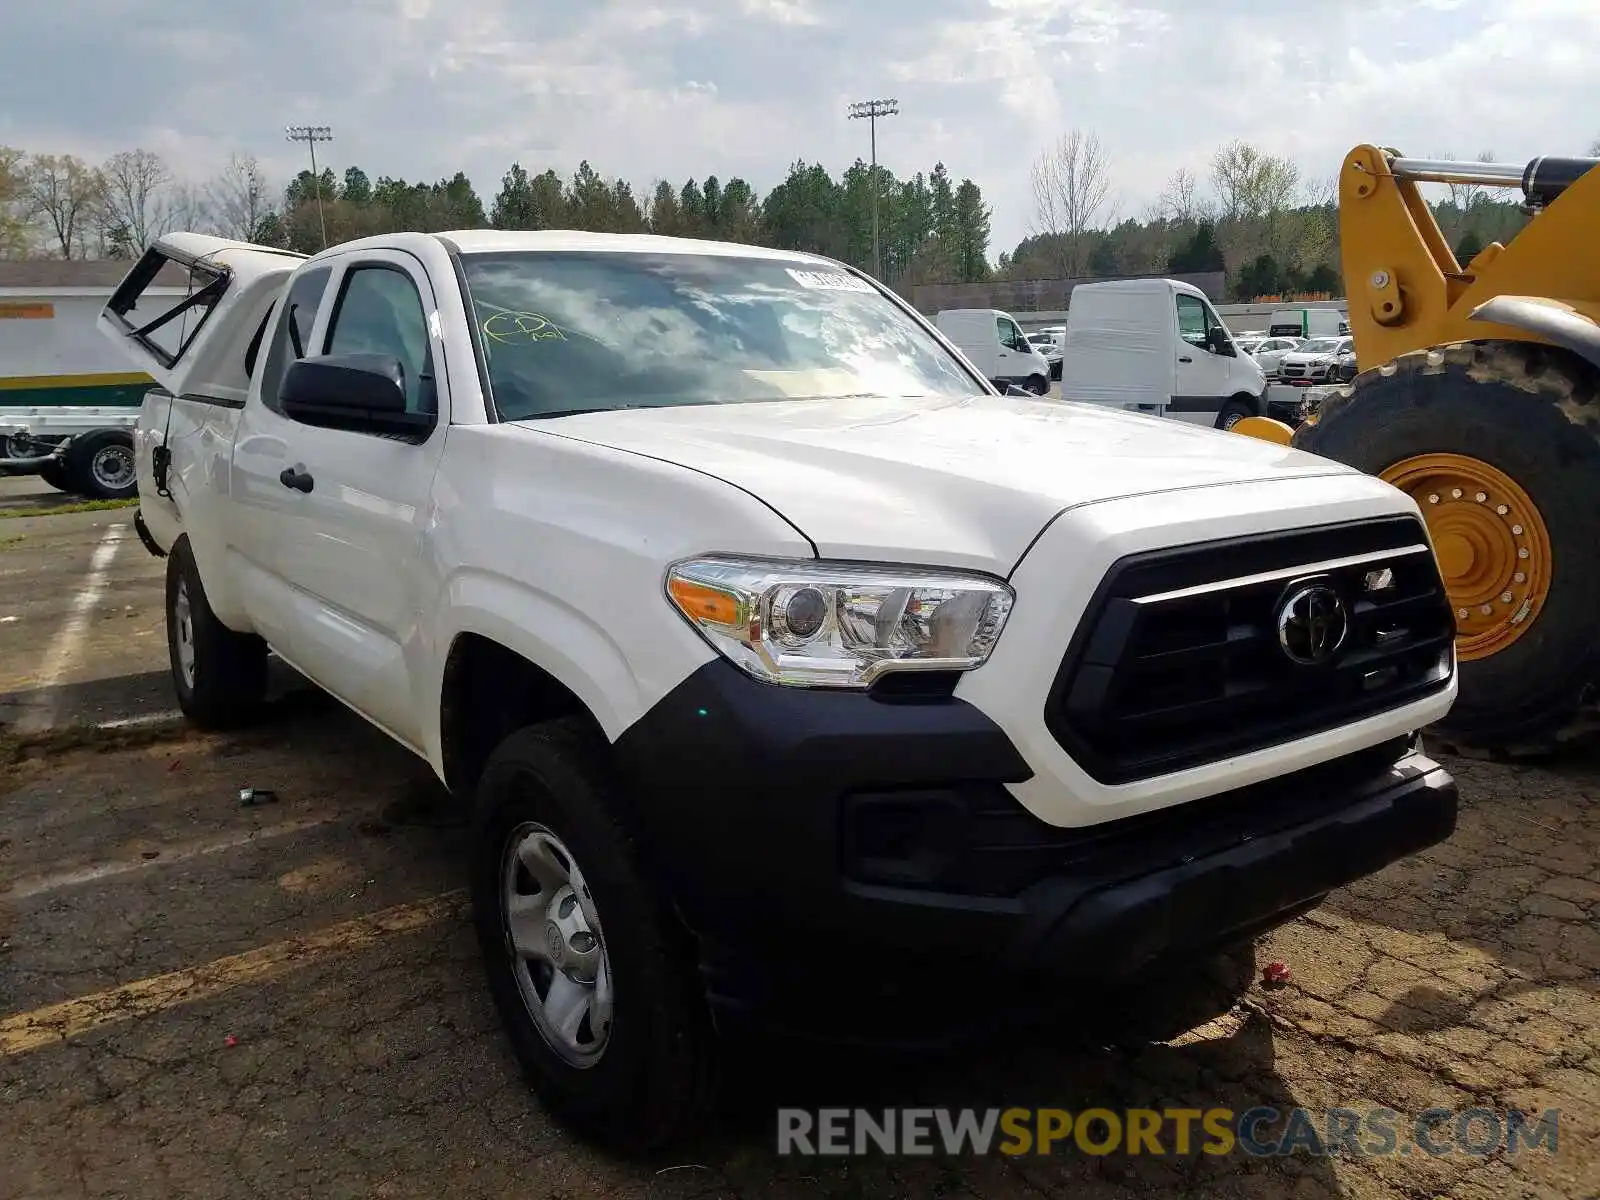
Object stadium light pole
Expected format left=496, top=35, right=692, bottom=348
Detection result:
left=286, top=125, right=334, bottom=249
left=847, top=99, right=898, bottom=280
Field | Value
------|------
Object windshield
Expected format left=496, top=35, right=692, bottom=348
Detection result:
left=1302, top=338, right=1342, bottom=354
left=456, top=251, right=986, bottom=420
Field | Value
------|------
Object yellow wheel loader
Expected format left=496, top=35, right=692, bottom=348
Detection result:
left=1239, top=145, right=1600, bottom=755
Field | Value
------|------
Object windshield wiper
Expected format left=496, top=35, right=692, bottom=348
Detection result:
left=524, top=407, right=616, bottom=419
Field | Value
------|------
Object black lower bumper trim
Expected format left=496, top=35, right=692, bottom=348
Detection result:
left=613, top=660, right=1457, bottom=1039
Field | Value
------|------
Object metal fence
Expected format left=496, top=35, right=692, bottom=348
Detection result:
left=907, top=271, right=1228, bottom=315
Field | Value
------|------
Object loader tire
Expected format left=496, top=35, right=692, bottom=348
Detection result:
left=1292, top=340, right=1600, bottom=755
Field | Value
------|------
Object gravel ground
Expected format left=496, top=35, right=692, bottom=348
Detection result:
left=0, top=483, right=1594, bottom=1199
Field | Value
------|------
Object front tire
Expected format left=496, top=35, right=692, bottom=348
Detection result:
left=1026, top=374, right=1049, bottom=395
left=1293, top=341, right=1600, bottom=753
left=165, top=536, right=268, bottom=729
left=1215, top=397, right=1255, bottom=430
left=471, top=720, right=717, bottom=1155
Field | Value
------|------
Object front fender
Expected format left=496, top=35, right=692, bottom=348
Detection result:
left=420, top=567, right=716, bottom=770
left=1469, top=295, right=1600, bottom=370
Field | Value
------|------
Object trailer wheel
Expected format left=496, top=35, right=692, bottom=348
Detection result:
left=63, top=429, right=138, bottom=500
left=1293, top=340, right=1600, bottom=753
left=166, top=535, right=269, bottom=729
left=38, top=460, right=68, bottom=493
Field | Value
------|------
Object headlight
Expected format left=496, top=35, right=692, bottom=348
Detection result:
left=664, top=555, right=1015, bottom=688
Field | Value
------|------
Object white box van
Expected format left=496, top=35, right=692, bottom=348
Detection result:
left=935, top=308, right=1053, bottom=395
left=1268, top=308, right=1344, bottom=340
left=1059, top=278, right=1276, bottom=429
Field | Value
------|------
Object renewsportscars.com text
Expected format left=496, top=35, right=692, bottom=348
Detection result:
left=776, top=1106, right=1560, bottom=1158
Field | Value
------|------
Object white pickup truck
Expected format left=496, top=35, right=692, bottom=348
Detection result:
left=105, top=230, right=1460, bottom=1153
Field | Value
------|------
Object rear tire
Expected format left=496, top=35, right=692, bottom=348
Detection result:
left=471, top=720, right=717, bottom=1155
left=165, top=536, right=268, bottom=729
left=63, top=429, right=138, bottom=500
left=1293, top=341, right=1600, bottom=753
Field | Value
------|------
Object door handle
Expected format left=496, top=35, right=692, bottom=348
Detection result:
left=279, top=467, right=314, bottom=493
left=1178, top=355, right=1193, bottom=363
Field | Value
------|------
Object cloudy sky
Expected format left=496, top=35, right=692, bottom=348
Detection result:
left=3, top=0, right=1599, bottom=256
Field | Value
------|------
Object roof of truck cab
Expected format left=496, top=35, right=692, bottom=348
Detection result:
left=432, top=229, right=843, bottom=264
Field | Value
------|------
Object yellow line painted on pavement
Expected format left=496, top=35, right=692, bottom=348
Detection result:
left=0, top=891, right=466, bottom=1057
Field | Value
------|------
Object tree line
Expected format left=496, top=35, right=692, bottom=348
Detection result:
left=0, top=145, right=997, bottom=288
left=5, top=133, right=1597, bottom=302
left=1007, top=129, right=1599, bottom=301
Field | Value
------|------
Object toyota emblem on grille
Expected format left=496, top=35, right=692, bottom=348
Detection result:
left=1276, top=581, right=1349, bottom=665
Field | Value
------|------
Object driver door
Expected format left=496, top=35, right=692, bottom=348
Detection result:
left=993, top=314, right=1030, bottom=387
left=229, top=250, right=451, bottom=748
left=1171, top=293, right=1230, bottom=425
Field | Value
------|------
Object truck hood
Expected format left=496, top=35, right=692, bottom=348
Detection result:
left=518, top=394, right=1359, bottom=574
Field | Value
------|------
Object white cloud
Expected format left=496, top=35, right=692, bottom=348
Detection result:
left=2, top=0, right=1598, bottom=257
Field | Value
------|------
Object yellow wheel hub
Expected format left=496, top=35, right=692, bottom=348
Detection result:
left=1380, top=453, right=1551, bottom=661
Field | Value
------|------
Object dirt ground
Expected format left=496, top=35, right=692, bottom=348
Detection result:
left=0, top=484, right=1596, bottom=1199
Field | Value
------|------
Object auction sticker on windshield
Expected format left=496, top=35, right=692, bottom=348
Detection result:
left=786, top=268, right=876, bottom=293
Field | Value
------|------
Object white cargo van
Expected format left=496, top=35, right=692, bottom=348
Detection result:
left=934, top=308, right=1052, bottom=394
left=1059, top=278, right=1277, bottom=429
left=1268, top=308, right=1343, bottom=340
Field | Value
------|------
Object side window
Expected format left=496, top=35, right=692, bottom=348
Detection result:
left=258, top=266, right=332, bottom=413
left=996, top=317, right=1024, bottom=351
left=323, top=265, right=435, bottom=415
left=1176, top=294, right=1208, bottom=347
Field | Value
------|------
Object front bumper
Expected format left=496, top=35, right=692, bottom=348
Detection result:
left=614, top=659, right=1457, bottom=1039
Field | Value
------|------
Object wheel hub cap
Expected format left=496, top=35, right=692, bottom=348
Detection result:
left=502, top=822, right=613, bottom=1068
left=173, top=577, right=196, bottom=688
left=93, top=445, right=135, bottom=488
left=1380, top=452, right=1551, bottom=661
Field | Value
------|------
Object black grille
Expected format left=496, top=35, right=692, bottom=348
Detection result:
left=1045, top=516, right=1455, bottom=784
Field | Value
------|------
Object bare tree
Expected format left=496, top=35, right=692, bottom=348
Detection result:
left=1590, top=135, right=1600, bottom=156
left=1155, top=166, right=1213, bottom=225
left=1029, top=128, right=1113, bottom=276
left=23, top=154, right=105, bottom=259
left=166, top=180, right=210, bottom=234
left=206, top=153, right=274, bottom=241
left=100, top=148, right=175, bottom=251
left=1434, top=149, right=1497, bottom=213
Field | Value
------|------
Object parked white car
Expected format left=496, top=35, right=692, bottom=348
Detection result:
left=1277, top=335, right=1354, bottom=384
left=104, top=230, right=1459, bottom=1155
left=1248, top=335, right=1306, bottom=379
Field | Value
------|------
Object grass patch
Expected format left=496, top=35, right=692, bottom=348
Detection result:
left=0, top=497, right=139, bottom=519
left=0, top=534, right=25, bottom=549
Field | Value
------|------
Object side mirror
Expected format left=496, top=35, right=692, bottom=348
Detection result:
left=279, top=354, right=434, bottom=440
left=1002, top=383, right=1033, bottom=397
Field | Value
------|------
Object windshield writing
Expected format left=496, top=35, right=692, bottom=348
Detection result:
left=457, top=251, right=985, bottom=420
